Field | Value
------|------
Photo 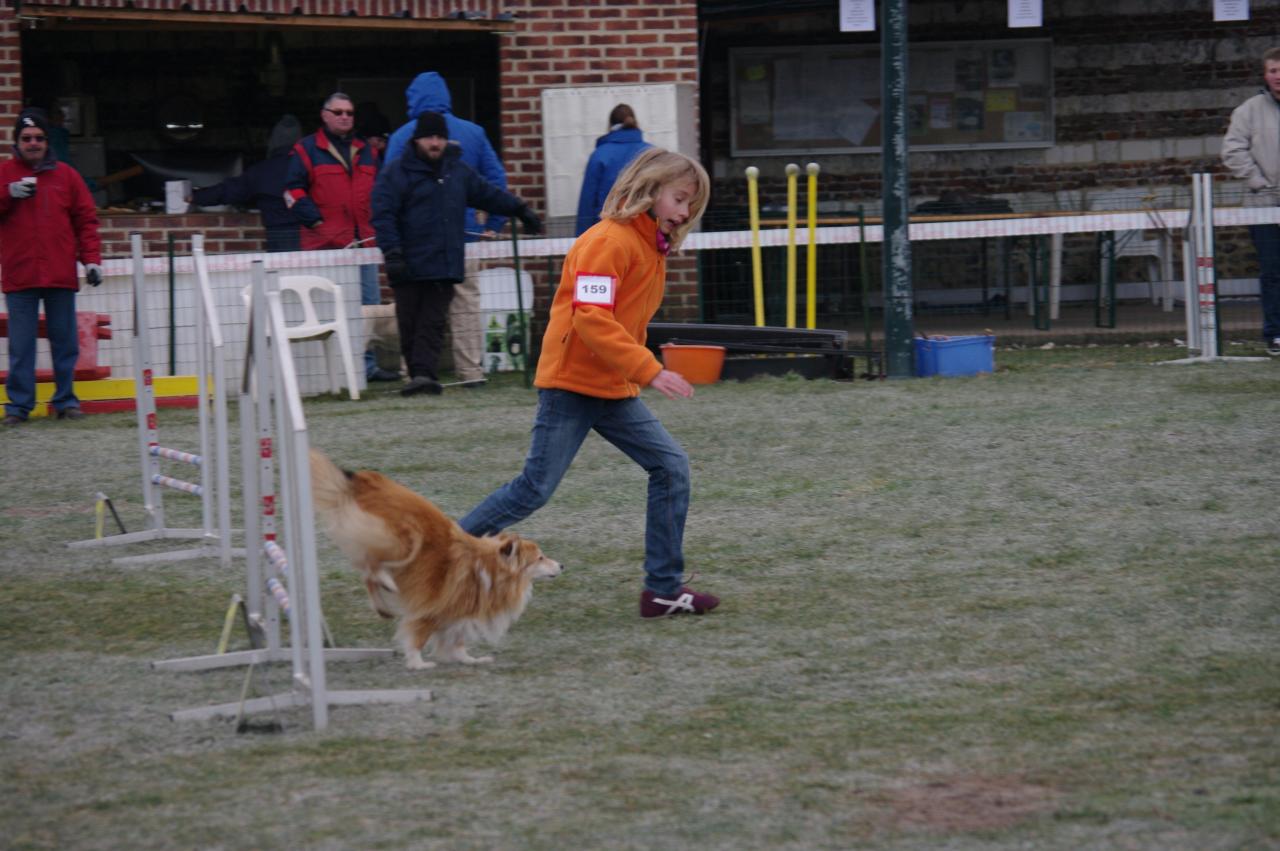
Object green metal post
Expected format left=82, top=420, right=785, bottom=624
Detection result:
left=1032, top=235, right=1050, bottom=331
left=167, top=233, right=177, bottom=375
left=858, top=205, right=871, bottom=350
left=511, top=222, right=531, bottom=389
left=881, top=0, right=914, bottom=377
left=1096, top=232, right=1117, bottom=328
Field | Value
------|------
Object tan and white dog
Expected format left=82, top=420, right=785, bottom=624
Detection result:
left=309, top=450, right=562, bottom=670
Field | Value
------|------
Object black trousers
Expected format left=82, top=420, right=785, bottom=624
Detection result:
left=392, top=281, right=456, bottom=381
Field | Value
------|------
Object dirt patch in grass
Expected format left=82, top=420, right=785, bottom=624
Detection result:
left=878, top=774, right=1060, bottom=833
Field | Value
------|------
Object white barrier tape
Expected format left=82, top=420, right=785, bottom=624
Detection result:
left=98, top=207, right=1280, bottom=277
left=100, top=246, right=384, bottom=278
left=466, top=207, right=1280, bottom=258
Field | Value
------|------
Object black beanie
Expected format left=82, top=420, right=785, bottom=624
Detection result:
left=15, top=109, right=50, bottom=142
left=412, top=111, right=448, bottom=140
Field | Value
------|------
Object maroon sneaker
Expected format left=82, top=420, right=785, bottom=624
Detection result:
left=640, top=587, right=720, bottom=618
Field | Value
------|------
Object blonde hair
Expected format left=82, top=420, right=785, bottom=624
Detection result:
left=599, top=147, right=710, bottom=249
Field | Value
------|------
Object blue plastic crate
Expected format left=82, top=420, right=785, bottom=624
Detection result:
left=913, top=335, right=995, bottom=377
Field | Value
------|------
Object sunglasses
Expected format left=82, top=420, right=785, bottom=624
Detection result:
left=325, top=108, right=355, bottom=117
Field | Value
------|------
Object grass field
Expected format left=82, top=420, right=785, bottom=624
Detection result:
left=2, top=344, right=1278, bottom=850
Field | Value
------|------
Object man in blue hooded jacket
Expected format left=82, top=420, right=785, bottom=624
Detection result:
left=373, top=112, right=541, bottom=397
left=385, top=72, right=509, bottom=385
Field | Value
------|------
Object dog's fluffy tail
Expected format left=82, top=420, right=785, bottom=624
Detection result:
left=309, top=449, right=358, bottom=514
left=309, top=449, right=398, bottom=565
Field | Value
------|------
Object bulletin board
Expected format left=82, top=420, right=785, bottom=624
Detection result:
left=730, top=39, right=1052, bottom=156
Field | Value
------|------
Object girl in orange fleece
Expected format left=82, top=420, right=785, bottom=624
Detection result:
left=459, top=148, right=718, bottom=618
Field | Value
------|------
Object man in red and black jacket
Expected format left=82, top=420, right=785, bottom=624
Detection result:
left=284, top=93, right=379, bottom=251
left=285, top=93, right=398, bottom=381
left=1, top=108, right=102, bottom=426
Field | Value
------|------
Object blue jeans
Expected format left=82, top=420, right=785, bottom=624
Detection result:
left=5, top=288, right=79, bottom=419
left=1248, top=225, right=1280, bottom=340
left=359, top=264, right=380, bottom=377
left=459, top=389, right=691, bottom=596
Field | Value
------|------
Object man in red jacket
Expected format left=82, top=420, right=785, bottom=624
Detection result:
left=1, top=108, right=102, bottom=426
left=284, top=93, right=394, bottom=382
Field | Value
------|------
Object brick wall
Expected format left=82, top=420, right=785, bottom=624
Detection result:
left=98, top=212, right=267, bottom=259
left=4, top=1, right=704, bottom=322
left=491, top=1, right=701, bottom=321
left=0, top=9, right=21, bottom=132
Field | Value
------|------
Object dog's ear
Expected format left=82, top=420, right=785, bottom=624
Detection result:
left=497, top=534, right=520, bottom=560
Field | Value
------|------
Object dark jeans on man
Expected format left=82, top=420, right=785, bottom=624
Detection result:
left=392, top=280, right=455, bottom=381
left=1248, top=224, right=1280, bottom=341
left=4, top=287, right=80, bottom=419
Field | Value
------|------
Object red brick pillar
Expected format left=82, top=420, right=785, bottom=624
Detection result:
left=497, top=1, right=701, bottom=321
left=0, top=9, right=23, bottom=128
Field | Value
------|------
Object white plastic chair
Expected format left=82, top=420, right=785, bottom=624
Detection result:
left=1089, top=192, right=1176, bottom=311
left=242, top=275, right=361, bottom=400
left=1102, top=231, right=1175, bottom=311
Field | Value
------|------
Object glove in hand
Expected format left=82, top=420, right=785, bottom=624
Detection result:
left=85, top=264, right=103, bottom=287
left=8, top=180, right=34, bottom=199
left=516, top=205, right=543, bottom=236
left=382, top=248, right=408, bottom=285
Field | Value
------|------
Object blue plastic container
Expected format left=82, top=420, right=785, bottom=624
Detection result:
left=913, top=335, right=995, bottom=377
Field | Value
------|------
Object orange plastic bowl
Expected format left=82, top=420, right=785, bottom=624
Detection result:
left=660, top=343, right=726, bottom=384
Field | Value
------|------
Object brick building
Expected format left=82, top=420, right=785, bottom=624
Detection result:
left=1, top=0, right=1277, bottom=322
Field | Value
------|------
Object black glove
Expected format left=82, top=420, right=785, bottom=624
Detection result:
left=8, top=179, right=34, bottom=199
left=85, top=264, right=103, bottom=287
left=515, top=205, right=543, bottom=236
left=382, top=247, right=408, bottom=285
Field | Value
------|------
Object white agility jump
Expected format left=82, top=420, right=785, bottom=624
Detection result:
left=156, top=260, right=430, bottom=731
left=68, top=233, right=238, bottom=566
left=1163, top=173, right=1269, bottom=365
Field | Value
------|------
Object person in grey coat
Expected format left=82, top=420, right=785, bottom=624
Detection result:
left=1222, top=46, right=1280, bottom=355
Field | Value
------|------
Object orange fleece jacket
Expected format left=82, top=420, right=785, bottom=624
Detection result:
left=534, top=213, right=667, bottom=398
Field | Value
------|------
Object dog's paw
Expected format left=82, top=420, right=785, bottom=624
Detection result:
left=465, top=654, right=495, bottom=665
left=405, top=656, right=437, bottom=671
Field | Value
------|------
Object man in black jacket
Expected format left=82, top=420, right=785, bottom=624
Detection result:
left=193, top=115, right=302, bottom=252
left=371, top=112, right=541, bottom=396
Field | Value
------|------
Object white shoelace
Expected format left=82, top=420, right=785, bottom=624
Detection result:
left=652, top=592, right=696, bottom=614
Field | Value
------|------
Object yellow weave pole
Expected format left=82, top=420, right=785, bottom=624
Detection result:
left=745, top=166, right=765, bottom=326
left=785, top=163, right=799, bottom=329
left=806, top=162, right=820, bottom=329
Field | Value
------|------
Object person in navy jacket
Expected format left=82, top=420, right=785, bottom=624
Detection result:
left=385, top=71, right=508, bottom=385
left=372, top=112, right=541, bottom=397
left=193, top=114, right=301, bottom=252
left=575, top=104, right=652, bottom=236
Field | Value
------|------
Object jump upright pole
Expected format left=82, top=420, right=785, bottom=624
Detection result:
left=745, top=166, right=765, bottom=327
left=785, top=163, right=799, bottom=329
left=806, top=163, right=820, bottom=330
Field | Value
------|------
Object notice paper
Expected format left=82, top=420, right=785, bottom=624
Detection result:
left=840, top=0, right=875, bottom=32
left=1214, top=0, right=1249, bottom=21
left=1008, top=0, right=1042, bottom=28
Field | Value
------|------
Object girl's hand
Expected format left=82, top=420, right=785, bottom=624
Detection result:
left=650, top=369, right=694, bottom=399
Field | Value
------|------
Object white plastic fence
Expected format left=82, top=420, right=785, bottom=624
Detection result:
left=68, top=233, right=237, bottom=566
left=155, top=261, right=430, bottom=732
